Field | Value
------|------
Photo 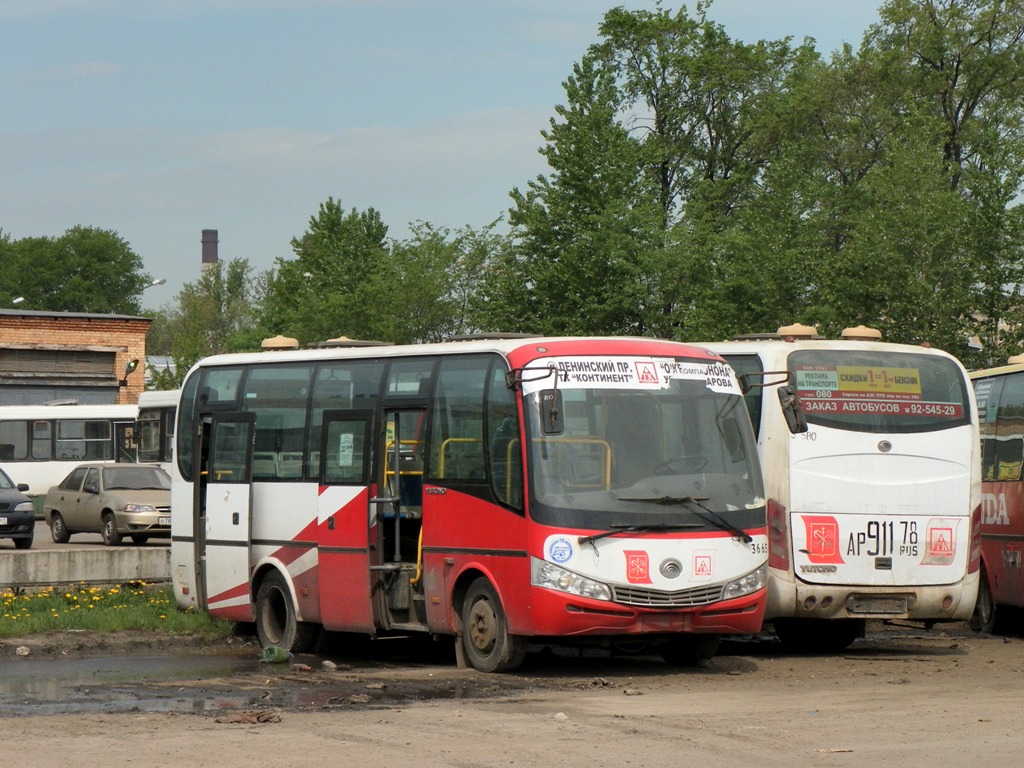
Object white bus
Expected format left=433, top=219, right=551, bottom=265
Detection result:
left=137, top=389, right=178, bottom=473
left=169, top=336, right=769, bottom=672
left=701, top=324, right=981, bottom=650
left=0, top=403, right=139, bottom=513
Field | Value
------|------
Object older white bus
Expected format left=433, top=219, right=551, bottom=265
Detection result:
left=0, top=403, right=139, bottom=514
left=137, top=389, right=178, bottom=473
left=702, top=325, right=981, bottom=650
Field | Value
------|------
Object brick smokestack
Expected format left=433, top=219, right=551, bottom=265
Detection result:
left=201, top=229, right=219, bottom=267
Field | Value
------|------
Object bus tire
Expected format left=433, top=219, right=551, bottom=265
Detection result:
left=255, top=571, right=318, bottom=654
left=101, top=513, right=122, bottom=546
left=460, top=578, right=527, bottom=673
left=49, top=512, right=71, bottom=544
left=660, top=634, right=720, bottom=667
left=970, top=572, right=997, bottom=635
left=773, top=618, right=864, bottom=652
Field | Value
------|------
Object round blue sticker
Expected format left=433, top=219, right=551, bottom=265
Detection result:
left=549, top=537, right=573, bottom=563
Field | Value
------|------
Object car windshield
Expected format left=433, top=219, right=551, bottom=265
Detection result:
left=520, top=355, right=764, bottom=530
left=101, top=466, right=171, bottom=491
left=0, top=470, right=15, bottom=490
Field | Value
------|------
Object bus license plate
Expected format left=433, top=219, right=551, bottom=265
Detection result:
left=847, top=595, right=907, bottom=614
left=159, top=517, right=170, bottom=526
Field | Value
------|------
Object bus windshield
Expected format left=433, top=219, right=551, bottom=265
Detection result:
left=521, top=356, right=764, bottom=530
left=789, top=349, right=971, bottom=433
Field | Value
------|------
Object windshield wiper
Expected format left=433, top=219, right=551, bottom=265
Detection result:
left=578, top=522, right=701, bottom=546
left=619, top=495, right=753, bottom=543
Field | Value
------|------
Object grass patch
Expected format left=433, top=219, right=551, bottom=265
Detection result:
left=0, top=581, right=235, bottom=641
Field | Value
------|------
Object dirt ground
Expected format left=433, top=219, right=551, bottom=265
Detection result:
left=2, top=621, right=1022, bottom=767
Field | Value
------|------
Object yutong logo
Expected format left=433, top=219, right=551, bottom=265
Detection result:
left=800, top=564, right=838, bottom=574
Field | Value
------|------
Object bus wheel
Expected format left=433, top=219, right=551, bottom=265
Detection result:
left=460, top=578, right=527, bottom=673
left=49, top=513, right=71, bottom=544
left=101, top=513, right=122, bottom=546
left=660, top=634, right=720, bottom=667
left=773, top=618, right=864, bottom=652
left=255, top=571, right=318, bottom=654
left=970, top=573, right=997, bottom=635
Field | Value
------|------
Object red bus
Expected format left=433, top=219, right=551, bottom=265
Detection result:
left=169, top=336, right=768, bottom=671
left=970, top=359, right=1024, bottom=633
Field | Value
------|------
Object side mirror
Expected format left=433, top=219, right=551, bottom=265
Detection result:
left=777, top=385, right=808, bottom=434
left=16, top=483, right=28, bottom=492
left=539, top=389, right=564, bottom=435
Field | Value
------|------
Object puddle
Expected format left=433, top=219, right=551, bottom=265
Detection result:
left=0, top=649, right=503, bottom=717
left=0, top=653, right=262, bottom=716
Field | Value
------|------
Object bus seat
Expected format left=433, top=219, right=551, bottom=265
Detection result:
left=252, top=451, right=278, bottom=479
left=278, top=451, right=303, bottom=478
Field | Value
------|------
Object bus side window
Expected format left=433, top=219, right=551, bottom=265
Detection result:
left=428, top=356, right=489, bottom=484
left=995, top=373, right=1024, bottom=481
left=721, top=354, right=764, bottom=438
left=486, top=363, right=522, bottom=509
left=978, top=376, right=1002, bottom=482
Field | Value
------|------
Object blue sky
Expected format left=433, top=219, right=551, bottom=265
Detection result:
left=0, top=1, right=882, bottom=307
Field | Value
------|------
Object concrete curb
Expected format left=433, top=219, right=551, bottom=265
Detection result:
left=0, top=548, right=170, bottom=589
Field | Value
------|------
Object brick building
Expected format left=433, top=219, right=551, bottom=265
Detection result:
left=0, top=309, right=150, bottom=406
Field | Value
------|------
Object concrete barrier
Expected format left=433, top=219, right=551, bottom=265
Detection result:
left=0, top=548, right=170, bottom=589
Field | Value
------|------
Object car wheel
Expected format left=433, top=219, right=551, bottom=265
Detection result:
left=130, top=534, right=149, bottom=545
left=101, top=512, right=122, bottom=546
left=13, top=536, right=32, bottom=550
left=49, top=512, right=71, bottom=544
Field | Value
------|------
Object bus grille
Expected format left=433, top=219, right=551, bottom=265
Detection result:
left=613, top=583, right=724, bottom=608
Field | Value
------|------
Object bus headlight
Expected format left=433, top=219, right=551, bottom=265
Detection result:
left=531, top=557, right=612, bottom=601
left=723, top=564, right=768, bottom=600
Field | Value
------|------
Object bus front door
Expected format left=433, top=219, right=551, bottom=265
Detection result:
left=199, top=412, right=256, bottom=623
left=372, top=407, right=426, bottom=630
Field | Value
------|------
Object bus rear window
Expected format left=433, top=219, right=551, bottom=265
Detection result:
left=788, top=349, right=970, bottom=433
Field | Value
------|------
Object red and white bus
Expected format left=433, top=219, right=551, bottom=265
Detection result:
left=169, top=336, right=768, bottom=671
left=970, top=358, right=1024, bottom=634
left=702, top=325, right=981, bottom=651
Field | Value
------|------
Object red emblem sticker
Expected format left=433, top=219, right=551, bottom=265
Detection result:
left=801, top=515, right=845, bottom=564
left=693, top=553, right=713, bottom=580
left=921, top=523, right=956, bottom=565
left=634, top=362, right=659, bottom=384
left=624, top=550, right=653, bottom=584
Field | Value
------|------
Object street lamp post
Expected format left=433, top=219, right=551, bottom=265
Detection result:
left=143, top=278, right=167, bottom=291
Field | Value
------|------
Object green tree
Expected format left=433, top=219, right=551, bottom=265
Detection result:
left=147, top=259, right=266, bottom=388
left=2, top=226, right=153, bottom=313
left=501, top=53, right=662, bottom=335
left=378, top=222, right=501, bottom=343
left=261, top=199, right=390, bottom=345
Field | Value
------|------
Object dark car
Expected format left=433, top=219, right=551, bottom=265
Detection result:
left=0, top=468, right=35, bottom=549
left=43, top=463, right=171, bottom=546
